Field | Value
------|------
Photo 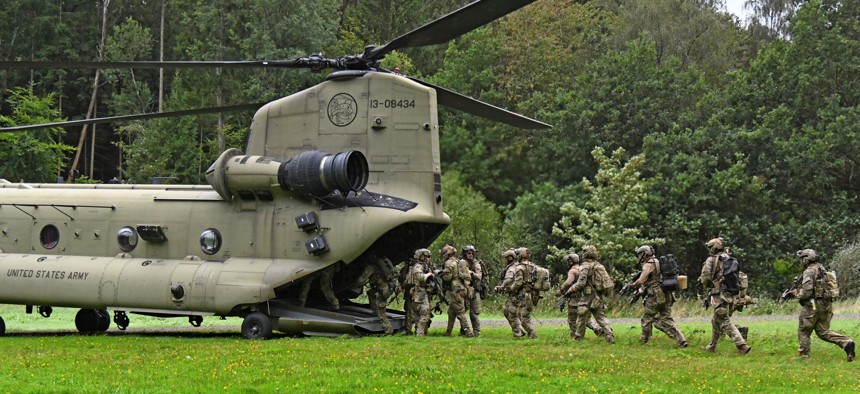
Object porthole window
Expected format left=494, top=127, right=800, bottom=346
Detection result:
left=117, top=226, right=138, bottom=252
left=200, top=228, right=222, bottom=255
left=39, top=224, right=60, bottom=249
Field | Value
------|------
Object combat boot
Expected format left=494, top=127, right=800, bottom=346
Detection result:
left=737, top=326, right=749, bottom=340
left=704, top=344, right=716, bottom=353
left=845, top=341, right=855, bottom=362
left=528, top=331, right=538, bottom=339
left=737, top=344, right=752, bottom=355
left=679, top=341, right=688, bottom=348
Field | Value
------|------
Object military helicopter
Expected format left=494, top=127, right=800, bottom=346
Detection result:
left=0, top=0, right=549, bottom=339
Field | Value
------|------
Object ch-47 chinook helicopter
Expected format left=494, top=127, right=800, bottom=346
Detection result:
left=0, top=0, right=550, bottom=339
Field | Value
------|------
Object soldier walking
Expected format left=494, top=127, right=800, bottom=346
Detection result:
left=629, top=245, right=687, bottom=347
left=556, top=252, right=604, bottom=339
left=495, top=249, right=524, bottom=337
left=788, top=249, right=855, bottom=361
left=566, top=245, right=615, bottom=343
left=357, top=259, right=397, bottom=335
left=440, top=245, right=474, bottom=337
left=461, top=245, right=484, bottom=336
left=699, top=237, right=751, bottom=354
left=407, top=248, right=435, bottom=336
left=510, top=248, right=538, bottom=338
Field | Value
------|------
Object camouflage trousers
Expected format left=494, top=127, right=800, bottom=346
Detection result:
left=566, top=299, right=603, bottom=338
left=707, top=295, right=746, bottom=350
left=574, top=299, right=614, bottom=343
left=402, top=297, right=414, bottom=335
left=517, top=293, right=537, bottom=338
left=368, top=291, right=392, bottom=335
left=408, top=292, right=431, bottom=336
left=445, top=287, right=473, bottom=336
left=798, top=301, right=853, bottom=356
left=503, top=296, right=524, bottom=337
left=465, top=290, right=481, bottom=336
left=296, top=269, right=339, bottom=309
left=641, top=297, right=686, bottom=345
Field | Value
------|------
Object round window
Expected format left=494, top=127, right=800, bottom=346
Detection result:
left=200, top=228, right=222, bottom=255
left=117, top=226, right=138, bottom=252
left=39, top=224, right=60, bottom=249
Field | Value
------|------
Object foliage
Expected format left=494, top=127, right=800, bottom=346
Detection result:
left=0, top=87, right=74, bottom=182
left=552, top=147, right=663, bottom=274
left=830, top=241, right=860, bottom=299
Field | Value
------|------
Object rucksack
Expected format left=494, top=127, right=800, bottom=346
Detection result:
left=658, top=254, right=680, bottom=291
left=816, top=266, right=840, bottom=299
left=719, top=255, right=741, bottom=295
left=590, top=262, right=614, bottom=294
left=532, top=265, right=551, bottom=291
left=476, top=259, right=490, bottom=299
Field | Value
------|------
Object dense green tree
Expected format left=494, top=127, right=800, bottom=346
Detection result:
left=0, top=87, right=74, bottom=182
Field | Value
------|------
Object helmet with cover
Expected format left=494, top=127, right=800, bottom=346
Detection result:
left=581, top=245, right=598, bottom=259
left=502, top=249, right=516, bottom=260
left=415, top=248, right=431, bottom=260
left=706, top=237, right=725, bottom=254
left=462, top=245, right=477, bottom=257
left=635, top=245, right=654, bottom=257
left=516, top=247, right=530, bottom=260
left=796, top=249, right=819, bottom=265
left=565, top=253, right=581, bottom=266
left=440, top=245, right=457, bottom=258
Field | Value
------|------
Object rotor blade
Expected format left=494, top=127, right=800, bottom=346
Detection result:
left=0, top=103, right=266, bottom=133
left=406, top=76, right=551, bottom=129
left=366, top=0, right=538, bottom=60
left=0, top=60, right=306, bottom=70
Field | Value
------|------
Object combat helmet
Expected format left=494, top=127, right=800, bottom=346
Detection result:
left=635, top=245, right=654, bottom=256
left=415, top=248, right=431, bottom=260
left=565, top=253, right=581, bottom=266
left=581, top=245, right=598, bottom=259
left=796, top=249, right=819, bottom=265
left=462, top=245, right=477, bottom=257
left=440, top=245, right=457, bottom=258
left=502, top=249, right=516, bottom=260
left=516, top=247, right=530, bottom=260
left=706, top=237, right=725, bottom=254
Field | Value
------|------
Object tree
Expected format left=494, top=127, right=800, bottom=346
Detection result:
left=0, top=87, right=74, bottom=182
left=552, top=147, right=662, bottom=275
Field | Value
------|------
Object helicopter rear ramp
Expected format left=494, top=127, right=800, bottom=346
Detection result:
left=265, top=300, right=405, bottom=337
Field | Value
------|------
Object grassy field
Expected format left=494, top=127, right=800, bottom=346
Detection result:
left=0, top=301, right=858, bottom=393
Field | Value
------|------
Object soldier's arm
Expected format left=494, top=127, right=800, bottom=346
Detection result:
left=473, top=260, right=483, bottom=281
left=558, top=268, right=578, bottom=295
left=699, top=258, right=714, bottom=288
left=797, top=267, right=815, bottom=300
left=570, top=265, right=590, bottom=293
left=458, top=260, right=472, bottom=282
left=632, top=262, right=654, bottom=287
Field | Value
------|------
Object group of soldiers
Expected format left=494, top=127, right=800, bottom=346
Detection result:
left=353, top=237, right=855, bottom=362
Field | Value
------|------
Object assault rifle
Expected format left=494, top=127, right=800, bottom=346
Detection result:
left=779, top=276, right=801, bottom=302
left=556, top=291, right=573, bottom=312
left=429, top=271, right=449, bottom=315
left=619, top=270, right=643, bottom=305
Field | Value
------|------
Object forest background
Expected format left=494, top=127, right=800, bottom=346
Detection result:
left=2, top=0, right=859, bottom=298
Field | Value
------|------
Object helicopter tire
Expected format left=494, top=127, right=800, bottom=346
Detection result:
left=241, top=312, right=273, bottom=340
left=0, top=316, right=5, bottom=336
left=96, top=309, right=111, bottom=332
left=75, top=308, right=102, bottom=334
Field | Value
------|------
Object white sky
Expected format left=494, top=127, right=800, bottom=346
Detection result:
left=724, top=0, right=751, bottom=19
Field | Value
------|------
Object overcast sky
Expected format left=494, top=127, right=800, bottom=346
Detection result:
left=724, top=0, right=751, bottom=19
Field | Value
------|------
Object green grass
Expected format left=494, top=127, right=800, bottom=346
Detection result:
left=0, top=302, right=859, bottom=393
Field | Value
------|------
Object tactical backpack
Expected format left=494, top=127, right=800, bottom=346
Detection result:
left=719, top=255, right=741, bottom=295
left=658, top=254, right=681, bottom=291
left=533, top=265, right=551, bottom=292
left=475, top=259, right=490, bottom=299
left=590, top=262, right=614, bottom=294
left=816, top=266, right=840, bottom=299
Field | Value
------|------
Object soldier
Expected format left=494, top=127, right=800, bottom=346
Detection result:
left=397, top=253, right=417, bottom=335
left=556, top=252, right=604, bottom=339
left=566, top=245, right=615, bottom=343
left=297, top=263, right=340, bottom=310
left=630, top=245, right=687, bottom=347
left=407, top=248, right=435, bottom=336
left=510, top=247, right=538, bottom=339
left=791, top=249, right=855, bottom=361
left=699, top=237, right=751, bottom=354
left=461, top=245, right=483, bottom=337
left=357, top=259, right=397, bottom=335
left=440, top=245, right=474, bottom=337
left=495, top=249, right=524, bottom=337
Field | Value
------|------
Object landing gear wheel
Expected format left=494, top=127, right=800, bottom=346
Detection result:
left=96, top=309, right=110, bottom=332
left=241, top=312, right=273, bottom=340
left=0, top=316, right=5, bottom=336
left=75, top=308, right=102, bottom=334
left=113, top=311, right=130, bottom=331
left=188, top=315, right=203, bottom=327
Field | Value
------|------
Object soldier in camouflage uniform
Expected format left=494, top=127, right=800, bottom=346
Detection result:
left=495, top=249, right=524, bottom=337
left=630, top=245, right=687, bottom=347
left=357, top=259, right=397, bottom=335
left=556, top=252, right=604, bottom=339
left=790, top=249, right=855, bottom=361
left=440, top=245, right=474, bottom=337
left=567, top=245, right=614, bottom=343
left=297, top=263, right=340, bottom=310
left=461, top=245, right=483, bottom=337
left=407, top=248, right=435, bottom=336
left=510, top=247, right=538, bottom=339
left=699, top=237, right=751, bottom=354
left=397, top=253, right=417, bottom=335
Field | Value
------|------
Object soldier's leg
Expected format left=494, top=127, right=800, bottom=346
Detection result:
left=319, top=269, right=339, bottom=310
left=656, top=304, right=687, bottom=346
left=414, top=299, right=431, bottom=336
left=445, top=296, right=456, bottom=336
left=640, top=298, right=658, bottom=344
left=451, top=289, right=473, bottom=337
left=797, top=305, right=815, bottom=356
left=587, top=319, right=604, bottom=337
left=297, top=278, right=313, bottom=307
left=372, top=295, right=392, bottom=335
left=813, top=308, right=854, bottom=351
left=566, top=304, right=578, bottom=338
left=715, top=303, right=748, bottom=353
left=520, top=296, right=536, bottom=339
left=706, top=309, right=723, bottom=351
left=504, top=298, right=523, bottom=337
left=573, top=305, right=590, bottom=340
left=403, top=298, right=413, bottom=335
left=591, top=305, right=614, bottom=344
left=469, top=295, right=481, bottom=337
